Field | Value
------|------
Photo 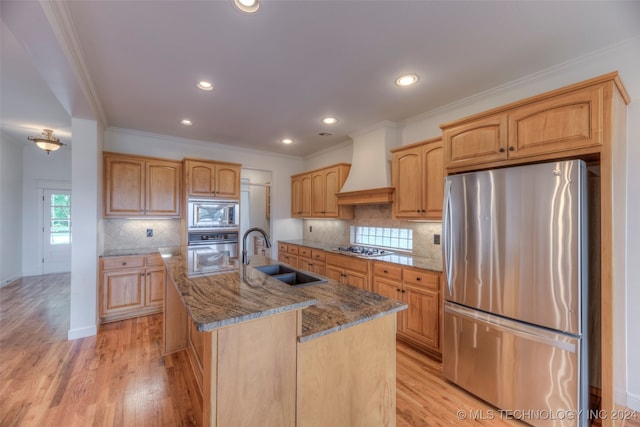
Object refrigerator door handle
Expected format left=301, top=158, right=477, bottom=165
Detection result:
left=442, top=179, right=453, bottom=296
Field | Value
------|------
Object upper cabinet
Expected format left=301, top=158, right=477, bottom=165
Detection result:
left=441, top=74, right=623, bottom=173
left=391, top=137, right=443, bottom=220
left=104, top=152, right=182, bottom=218
left=290, top=164, right=353, bottom=219
left=184, top=159, right=241, bottom=200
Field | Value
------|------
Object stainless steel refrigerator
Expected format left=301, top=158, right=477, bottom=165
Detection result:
left=442, top=160, right=588, bottom=427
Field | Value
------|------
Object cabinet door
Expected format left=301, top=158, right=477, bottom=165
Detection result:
left=323, top=167, right=341, bottom=217
left=145, top=267, right=165, bottom=308
left=215, top=164, right=241, bottom=199
left=443, top=114, right=508, bottom=169
left=325, top=265, right=344, bottom=283
left=291, top=175, right=303, bottom=217
left=392, top=146, right=423, bottom=218
left=374, top=278, right=404, bottom=332
left=104, top=156, right=145, bottom=216
left=344, top=269, right=369, bottom=291
left=279, top=253, right=298, bottom=268
left=423, top=141, right=444, bottom=219
left=402, top=283, right=439, bottom=350
left=508, top=84, right=604, bottom=159
left=146, top=160, right=181, bottom=216
left=310, top=171, right=326, bottom=216
left=187, top=161, right=216, bottom=197
left=300, top=174, right=312, bottom=217
left=103, top=269, right=145, bottom=314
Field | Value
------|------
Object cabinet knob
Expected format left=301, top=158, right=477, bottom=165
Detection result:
left=140, top=273, right=145, bottom=277
left=422, top=209, right=426, bottom=213
left=509, top=146, right=515, bottom=151
left=416, top=209, right=420, bottom=213
left=383, top=269, right=388, bottom=273
left=402, top=289, right=406, bottom=293
left=122, top=262, right=127, bottom=266
left=499, top=147, right=505, bottom=153
left=396, top=288, right=401, bottom=292
left=416, top=277, right=421, bottom=281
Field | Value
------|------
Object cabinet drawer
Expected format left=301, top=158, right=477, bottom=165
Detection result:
left=373, top=263, right=402, bottom=281
left=403, top=268, right=438, bottom=289
left=325, top=253, right=369, bottom=273
left=278, top=243, right=288, bottom=253
left=299, top=247, right=312, bottom=258
left=145, top=254, right=164, bottom=267
left=102, top=256, right=145, bottom=270
left=287, top=245, right=300, bottom=255
left=311, top=250, right=326, bottom=262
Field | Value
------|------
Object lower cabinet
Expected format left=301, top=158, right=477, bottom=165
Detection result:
left=277, top=242, right=299, bottom=267
left=325, top=252, right=370, bottom=291
left=373, top=261, right=441, bottom=358
left=298, top=247, right=326, bottom=276
left=100, top=254, right=165, bottom=323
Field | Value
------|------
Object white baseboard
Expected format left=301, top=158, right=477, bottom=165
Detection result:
left=67, top=325, right=97, bottom=340
left=627, top=392, right=640, bottom=412
left=0, top=274, right=21, bottom=288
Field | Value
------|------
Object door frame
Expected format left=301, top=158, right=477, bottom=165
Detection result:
left=37, top=180, right=71, bottom=275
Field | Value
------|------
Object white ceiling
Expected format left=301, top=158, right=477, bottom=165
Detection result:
left=2, top=1, right=640, bottom=156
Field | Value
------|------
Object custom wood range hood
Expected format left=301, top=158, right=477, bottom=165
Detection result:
left=336, top=122, right=398, bottom=205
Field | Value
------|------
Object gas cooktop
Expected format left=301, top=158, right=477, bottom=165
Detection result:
left=334, top=246, right=393, bottom=258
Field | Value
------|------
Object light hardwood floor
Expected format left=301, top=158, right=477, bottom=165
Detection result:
left=1, top=274, right=637, bottom=426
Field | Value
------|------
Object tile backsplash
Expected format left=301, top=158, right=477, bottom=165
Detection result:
left=302, top=205, right=442, bottom=261
left=103, top=219, right=182, bottom=251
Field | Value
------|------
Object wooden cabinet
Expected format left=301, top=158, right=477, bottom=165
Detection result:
left=373, top=261, right=441, bottom=357
left=325, top=252, right=370, bottom=291
left=100, top=254, right=165, bottom=323
left=277, top=242, right=299, bottom=268
left=104, top=152, right=182, bottom=217
left=291, top=173, right=311, bottom=217
left=298, top=246, right=326, bottom=276
left=442, top=78, right=612, bottom=172
left=184, top=158, right=241, bottom=200
left=290, top=164, right=353, bottom=219
left=391, top=137, right=444, bottom=219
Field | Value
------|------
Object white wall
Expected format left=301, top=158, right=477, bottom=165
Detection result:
left=302, top=139, right=352, bottom=171
left=20, top=141, right=72, bottom=276
left=105, top=128, right=306, bottom=250
left=0, top=133, right=23, bottom=285
left=305, top=37, right=640, bottom=410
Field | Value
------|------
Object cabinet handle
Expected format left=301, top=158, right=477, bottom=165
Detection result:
left=509, top=146, right=515, bottom=151
left=147, top=272, right=151, bottom=276
left=416, top=277, right=421, bottom=281
left=383, top=269, right=388, bottom=273
left=122, top=262, right=127, bottom=266
left=401, top=290, right=406, bottom=293
left=422, top=209, right=426, bottom=213
left=416, top=209, right=420, bottom=213
left=140, top=273, right=145, bottom=277
left=396, top=288, right=401, bottom=292
left=499, top=147, right=505, bottom=153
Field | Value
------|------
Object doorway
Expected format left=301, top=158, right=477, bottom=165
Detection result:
left=240, top=169, right=272, bottom=258
left=41, top=189, right=72, bottom=273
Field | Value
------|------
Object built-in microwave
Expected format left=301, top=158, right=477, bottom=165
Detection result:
left=188, top=200, right=239, bottom=230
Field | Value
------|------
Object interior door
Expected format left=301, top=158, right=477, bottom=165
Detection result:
left=42, top=189, right=72, bottom=273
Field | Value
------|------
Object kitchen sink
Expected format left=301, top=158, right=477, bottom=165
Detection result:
left=254, top=264, right=328, bottom=287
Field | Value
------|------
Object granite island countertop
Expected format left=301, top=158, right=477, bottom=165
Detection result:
left=159, top=247, right=407, bottom=342
left=280, top=239, right=443, bottom=272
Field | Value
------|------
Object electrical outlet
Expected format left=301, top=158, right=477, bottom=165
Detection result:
left=434, top=234, right=440, bottom=245
left=146, top=229, right=153, bottom=237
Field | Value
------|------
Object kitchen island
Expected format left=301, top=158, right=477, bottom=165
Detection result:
left=160, top=247, right=407, bottom=427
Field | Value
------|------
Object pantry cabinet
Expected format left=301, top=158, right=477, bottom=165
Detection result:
left=391, top=137, right=443, bottom=219
left=104, top=152, right=182, bottom=217
left=373, top=261, right=441, bottom=358
left=442, top=77, right=612, bottom=172
left=184, top=158, right=241, bottom=200
left=100, top=254, right=165, bottom=323
left=290, top=164, right=353, bottom=219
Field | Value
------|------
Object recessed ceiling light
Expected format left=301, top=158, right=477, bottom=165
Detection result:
left=281, top=138, right=293, bottom=144
left=395, top=74, right=419, bottom=87
left=197, top=81, right=213, bottom=91
left=180, top=119, right=193, bottom=126
left=233, top=0, right=260, bottom=13
left=322, top=117, right=338, bottom=125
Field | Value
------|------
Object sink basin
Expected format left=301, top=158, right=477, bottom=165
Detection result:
left=254, top=264, right=328, bottom=287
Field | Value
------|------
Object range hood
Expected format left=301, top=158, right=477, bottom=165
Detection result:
left=336, top=122, right=399, bottom=205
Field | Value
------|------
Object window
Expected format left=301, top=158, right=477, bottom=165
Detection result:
left=351, top=226, right=412, bottom=251
left=50, top=193, right=71, bottom=245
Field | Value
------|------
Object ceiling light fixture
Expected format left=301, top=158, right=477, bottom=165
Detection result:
left=27, top=129, right=64, bottom=154
left=322, top=117, right=338, bottom=125
left=281, top=138, right=293, bottom=144
left=395, top=74, right=419, bottom=87
left=233, top=0, right=260, bottom=14
left=180, top=119, right=193, bottom=126
left=197, top=81, right=213, bottom=91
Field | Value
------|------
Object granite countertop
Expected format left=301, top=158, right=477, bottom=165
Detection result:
left=159, top=247, right=407, bottom=342
left=280, top=239, right=443, bottom=272
left=101, top=248, right=162, bottom=257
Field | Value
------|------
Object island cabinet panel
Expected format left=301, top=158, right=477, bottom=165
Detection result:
left=104, top=153, right=181, bottom=217
left=184, top=159, right=241, bottom=200
left=391, top=137, right=444, bottom=220
left=325, top=252, right=371, bottom=291
left=100, top=254, right=166, bottom=323
left=163, top=272, right=188, bottom=355
left=297, top=314, right=396, bottom=427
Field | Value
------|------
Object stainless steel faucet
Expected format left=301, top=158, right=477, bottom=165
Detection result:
left=241, top=227, right=272, bottom=264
